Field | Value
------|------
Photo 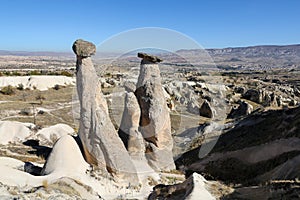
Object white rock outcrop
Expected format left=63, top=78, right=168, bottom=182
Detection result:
left=0, top=76, right=75, bottom=91
left=41, top=135, right=89, bottom=175
left=0, top=121, right=31, bottom=145
left=36, top=123, right=74, bottom=145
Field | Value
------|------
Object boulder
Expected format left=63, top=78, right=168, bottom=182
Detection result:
left=72, top=39, right=96, bottom=57
left=137, top=52, right=163, bottom=63
left=135, top=53, right=175, bottom=171
left=0, top=121, right=31, bottom=145
left=36, top=124, right=74, bottom=145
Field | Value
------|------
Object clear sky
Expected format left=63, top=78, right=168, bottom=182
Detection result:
left=1, top=0, right=299, bottom=51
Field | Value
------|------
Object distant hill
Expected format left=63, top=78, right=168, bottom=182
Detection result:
left=206, top=44, right=300, bottom=57
left=0, top=50, right=73, bottom=57
left=176, top=44, right=300, bottom=69
left=1, top=44, right=300, bottom=68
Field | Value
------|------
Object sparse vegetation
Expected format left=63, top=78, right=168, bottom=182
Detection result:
left=19, top=108, right=32, bottom=115
left=53, top=84, right=61, bottom=90
left=0, top=85, right=15, bottom=95
left=30, top=70, right=42, bottom=76
left=12, top=71, right=21, bottom=76
left=60, top=71, right=73, bottom=77
left=36, top=94, right=46, bottom=105
left=147, top=176, right=158, bottom=186
left=0, top=85, right=76, bottom=127
left=0, top=70, right=74, bottom=77
left=17, top=83, right=24, bottom=90
left=42, top=180, right=48, bottom=189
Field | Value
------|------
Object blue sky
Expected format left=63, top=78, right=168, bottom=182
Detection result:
left=1, top=0, right=299, bottom=51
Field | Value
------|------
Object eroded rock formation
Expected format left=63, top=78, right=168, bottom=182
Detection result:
left=41, top=135, right=89, bottom=175
left=200, top=99, right=215, bottom=118
left=135, top=53, right=175, bottom=171
left=227, top=100, right=253, bottom=119
left=119, top=92, right=145, bottom=158
left=73, top=39, right=138, bottom=183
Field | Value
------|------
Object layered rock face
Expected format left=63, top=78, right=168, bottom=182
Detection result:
left=73, top=39, right=138, bottom=183
left=135, top=53, right=175, bottom=171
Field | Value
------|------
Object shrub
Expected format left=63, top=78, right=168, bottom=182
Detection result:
left=0, top=85, right=15, bottom=95
left=42, top=180, right=48, bottom=189
left=36, top=94, right=46, bottom=105
left=37, top=110, right=45, bottom=115
left=30, top=70, right=41, bottom=75
left=17, top=83, right=24, bottom=90
left=53, top=84, right=61, bottom=90
left=19, top=108, right=32, bottom=115
left=12, top=71, right=21, bottom=76
left=3, top=71, right=11, bottom=76
left=60, top=71, right=73, bottom=77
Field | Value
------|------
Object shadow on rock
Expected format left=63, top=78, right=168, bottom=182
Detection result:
left=23, top=139, right=52, bottom=160
left=24, top=162, right=43, bottom=176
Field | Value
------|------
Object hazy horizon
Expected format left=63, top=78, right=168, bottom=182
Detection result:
left=1, top=43, right=300, bottom=54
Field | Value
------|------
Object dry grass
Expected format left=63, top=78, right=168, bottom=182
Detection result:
left=42, top=180, right=48, bottom=189
left=0, top=144, right=45, bottom=163
left=206, top=180, right=234, bottom=199
left=0, top=85, right=77, bottom=128
left=0, top=85, right=73, bottom=102
left=48, top=179, right=81, bottom=197
left=147, top=176, right=158, bottom=186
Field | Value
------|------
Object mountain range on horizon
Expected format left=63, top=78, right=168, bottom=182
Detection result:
left=1, top=43, right=299, bottom=56
left=1, top=44, right=300, bottom=68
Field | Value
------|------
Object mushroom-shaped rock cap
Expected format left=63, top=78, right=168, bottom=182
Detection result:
left=138, top=52, right=163, bottom=63
left=72, top=39, right=96, bottom=57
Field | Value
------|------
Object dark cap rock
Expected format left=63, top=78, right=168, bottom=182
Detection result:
left=72, top=39, right=96, bottom=57
left=137, top=52, right=162, bottom=63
